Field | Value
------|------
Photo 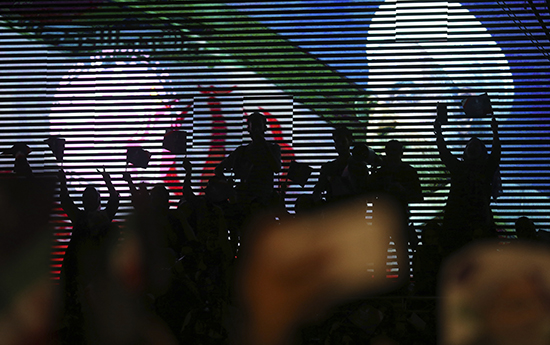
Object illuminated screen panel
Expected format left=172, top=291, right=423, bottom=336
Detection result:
left=1, top=1, right=550, bottom=278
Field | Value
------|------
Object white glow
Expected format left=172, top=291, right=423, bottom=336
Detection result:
left=366, top=1, right=514, bottom=116
left=50, top=49, right=317, bottom=194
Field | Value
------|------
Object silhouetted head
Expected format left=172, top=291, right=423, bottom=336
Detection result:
left=150, top=185, right=170, bottom=211
left=464, top=137, right=487, bottom=162
left=333, top=126, right=352, bottom=157
left=515, top=216, right=537, bottom=241
left=82, top=186, right=100, bottom=212
left=385, top=140, right=403, bottom=163
left=247, top=111, right=267, bottom=142
left=351, top=143, right=369, bottom=163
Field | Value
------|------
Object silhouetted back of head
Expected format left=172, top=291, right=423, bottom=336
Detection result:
left=83, top=186, right=100, bottom=212
left=385, top=140, right=403, bottom=162
left=351, top=143, right=369, bottom=163
left=247, top=111, right=267, bottom=141
left=333, top=126, right=353, bottom=157
left=464, top=137, right=487, bottom=162
left=151, top=185, right=170, bottom=210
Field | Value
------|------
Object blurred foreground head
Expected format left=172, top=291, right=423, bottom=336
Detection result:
left=440, top=242, right=550, bottom=345
left=234, top=196, right=408, bottom=345
left=0, top=177, right=56, bottom=345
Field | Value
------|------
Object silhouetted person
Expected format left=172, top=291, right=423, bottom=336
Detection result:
left=123, top=170, right=196, bottom=256
left=373, top=139, right=423, bottom=223
left=215, top=111, right=281, bottom=209
left=515, top=216, right=538, bottom=242
left=5, top=143, right=33, bottom=177
left=179, top=159, right=232, bottom=252
left=58, top=168, right=119, bottom=343
left=122, top=171, right=149, bottom=205
left=435, top=116, right=501, bottom=253
left=126, top=159, right=234, bottom=343
left=178, top=159, right=235, bottom=306
left=349, top=142, right=381, bottom=195
left=313, top=126, right=372, bottom=204
left=59, top=168, right=120, bottom=271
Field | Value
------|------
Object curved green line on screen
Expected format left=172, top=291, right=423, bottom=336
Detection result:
left=112, top=1, right=370, bottom=124
left=2, top=1, right=372, bottom=125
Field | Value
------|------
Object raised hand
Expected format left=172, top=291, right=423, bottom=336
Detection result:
left=122, top=171, right=132, bottom=183
left=97, top=166, right=111, bottom=182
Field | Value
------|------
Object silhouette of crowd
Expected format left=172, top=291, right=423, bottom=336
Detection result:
left=4, top=105, right=549, bottom=345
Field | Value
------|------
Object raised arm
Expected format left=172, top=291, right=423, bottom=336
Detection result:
left=122, top=172, right=137, bottom=197
left=122, top=171, right=149, bottom=210
left=99, top=168, right=119, bottom=220
left=434, top=119, right=459, bottom=170
left=58, top=169, right=79, bottom=221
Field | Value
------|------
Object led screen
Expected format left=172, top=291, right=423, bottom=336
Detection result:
left=1, top=1, right=550, bottom=277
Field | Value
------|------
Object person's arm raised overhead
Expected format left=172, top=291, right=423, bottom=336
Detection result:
left=434, top=118, right=459, bottom=170
left=58, top=169, right=79, bottom=221
left=99, top=167, right=119, bottom=220
left=122, top=171, right=137, bottom=198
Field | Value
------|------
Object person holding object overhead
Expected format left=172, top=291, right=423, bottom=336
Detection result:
left=58, top=167, right=119, bottom=239
left=57, top=167, right=120, bottom=343
left=434, top=106, right=501, bottom=254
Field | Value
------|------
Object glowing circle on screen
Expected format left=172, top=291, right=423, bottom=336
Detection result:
left=50, top=49, right=328, bottom=198
left=366, top=1, right=514, bottom=126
